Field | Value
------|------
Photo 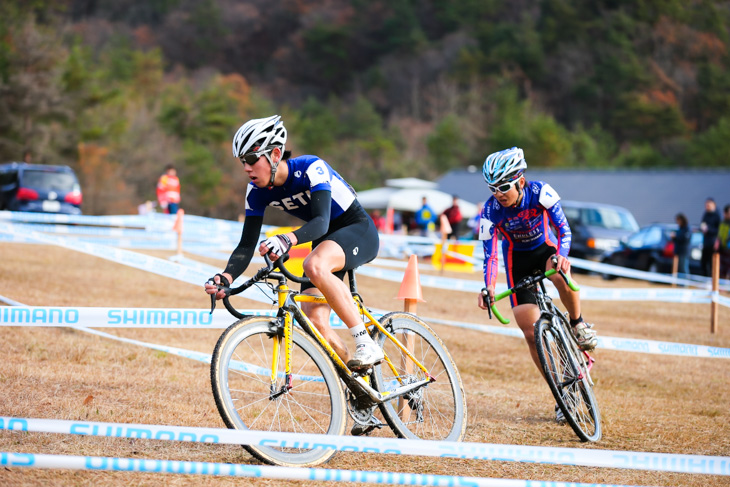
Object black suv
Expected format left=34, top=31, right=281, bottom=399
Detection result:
left=0, top=162, right=83, bottom=214
left=560, top=200, right=639, bottom=261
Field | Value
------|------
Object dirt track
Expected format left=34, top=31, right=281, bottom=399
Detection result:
left=1, top=242, right=729, bottom=486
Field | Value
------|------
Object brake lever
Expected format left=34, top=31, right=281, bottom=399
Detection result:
left=481, top=289, right=493, bottom=320
left=207, top=279, right=230, bottom=314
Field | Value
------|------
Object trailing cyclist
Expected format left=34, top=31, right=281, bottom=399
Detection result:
left=475, top=146, right=598, bottom=423
left=204, top=115, right=384, bottom=371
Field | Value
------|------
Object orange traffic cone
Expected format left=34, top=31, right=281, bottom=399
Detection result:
left=397, top=254, right=425, bottom=312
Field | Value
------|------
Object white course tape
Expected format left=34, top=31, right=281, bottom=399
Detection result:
left=358, top=264, right=727, bottom=306
left=426, top=318, right=730, bottom=359
left=3, top=304, right=728, bottom=360
left=0, top=306, right=266, bottom=328
left=1, top=224, right=726, bottom=357
left=0, top=222, right=277, bottom=304
left=2, top=416, right=729, bottom=476
left=0, top=452, right=651, bottom=487
left=570, top=257, right=730, bottom=290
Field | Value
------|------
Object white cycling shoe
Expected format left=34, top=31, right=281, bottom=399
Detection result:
left=347, top=342, right=384, bottom=370
left=572, top=321, right=598, bottom=351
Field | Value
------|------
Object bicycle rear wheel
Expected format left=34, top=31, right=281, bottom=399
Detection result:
left=211, top=316, right=346, bottom=466
left=535, top=316, right=601, bottom=442
left=371, top=312, right=467, bottom=441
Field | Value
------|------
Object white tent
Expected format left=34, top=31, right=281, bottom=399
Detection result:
left=356, top=187, right=478, bottom=219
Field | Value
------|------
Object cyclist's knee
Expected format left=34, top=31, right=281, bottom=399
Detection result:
left=302, top=258, right=333, bottom=284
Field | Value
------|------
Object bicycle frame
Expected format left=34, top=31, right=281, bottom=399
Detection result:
left=490, top=268, right=594, bottom=381
left=265, top=274, right=435, bottom=408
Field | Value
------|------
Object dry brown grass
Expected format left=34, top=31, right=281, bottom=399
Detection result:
left=1, top=241, right=729, bottom=486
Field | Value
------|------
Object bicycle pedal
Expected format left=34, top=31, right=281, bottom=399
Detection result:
left=350, top=420, right=382, bottom=436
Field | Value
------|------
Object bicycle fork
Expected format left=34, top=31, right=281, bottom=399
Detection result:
left=553, top=317, right=594, bottom=389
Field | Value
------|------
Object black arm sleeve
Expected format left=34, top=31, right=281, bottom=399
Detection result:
left=292, top=190, right=331, bottom=244
left=223, top=215, right=264, bottom=281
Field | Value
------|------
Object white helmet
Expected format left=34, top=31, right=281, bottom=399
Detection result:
left=232, top=115, right=287, bottom=158
left=482, top=146, right=527, bottom=185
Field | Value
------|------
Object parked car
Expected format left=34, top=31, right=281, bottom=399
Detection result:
left=600, top=223, right=703, bottom=277
left=0, top=162, right=82, bottom=214
left=559, top=200, right=640, bottom=261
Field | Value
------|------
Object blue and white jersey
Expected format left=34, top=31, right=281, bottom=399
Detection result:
left=245, top=155, right=356, bottom=221
left=479, top=180, right=572, bottom=288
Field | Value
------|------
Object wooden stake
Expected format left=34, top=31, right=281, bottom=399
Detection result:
left=711, top=252, right=720, bottom=334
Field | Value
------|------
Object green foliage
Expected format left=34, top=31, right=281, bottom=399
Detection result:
left=158, top=77, right=238, bottom=145
left=613, top=142, right=667, bottom=167
left=291, top=97, right=338, bottom=155
left=610, top=92, right=688, bottom=143
left=696, top=62, right=730, bottom=130
left=566, top=125, right=617, bottom=168
left=685, top=117, right=730, bottom=168
left=303, top=25, right=353, bottom=89
left=484, top=85, right=573, bottom=167
left=427, top=114, right=469, bottom=173
left=3, top=0, right=730, bottom=215
left=181, top=140, right=222, bottom=208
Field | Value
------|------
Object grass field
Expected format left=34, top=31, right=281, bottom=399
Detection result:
left=1, top=241, right=729, bottom=486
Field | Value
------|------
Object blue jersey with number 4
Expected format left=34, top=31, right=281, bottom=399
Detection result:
left=245, top=155, right=356, bottom=221
left=479, top=180, right=572, bottom=288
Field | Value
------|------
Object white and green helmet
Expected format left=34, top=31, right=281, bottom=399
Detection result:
left=232, top=114, right=287, bottom=158
left=482, top=146, right=527, bottom=185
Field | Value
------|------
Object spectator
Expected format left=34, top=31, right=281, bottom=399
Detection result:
left=672, top=213, right=691, bottom=280
left=442, top=195, right=463, bottom=240
left=414, top=197, right=437, bottom=237
left=716, top=204, right=730, bottom=279
left=157, top=164, right=181, bottom=215
left=467, top=202, right=484, bottom=240
left=700, top=198, right=721, bottom=276
left=369, top=209, right=386, bottom=231
left=392, top=210, right=403, bottom=233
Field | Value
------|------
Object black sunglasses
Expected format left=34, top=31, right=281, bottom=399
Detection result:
left=241, top=148, right=272, bottom=166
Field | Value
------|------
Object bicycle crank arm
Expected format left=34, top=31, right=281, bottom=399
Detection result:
left=352, top=376, right=433, bottom=405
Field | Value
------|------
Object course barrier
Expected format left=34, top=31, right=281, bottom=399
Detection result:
left=2, top=416, right=729, bottom=476
left=0, top=451, right=654, bottom=487
left=3, top=300, right=730, bottom=360
left=3, top=213, right=729, bottom=303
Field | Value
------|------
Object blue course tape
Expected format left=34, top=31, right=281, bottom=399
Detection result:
left=2, top=416, right=729, bottom=476
left=0, top=451, right=651, bottom=487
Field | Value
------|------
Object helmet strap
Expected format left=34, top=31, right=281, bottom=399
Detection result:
left=265, top=148, right=281, bottom=189
left=513, top=178, right=525, bottom=207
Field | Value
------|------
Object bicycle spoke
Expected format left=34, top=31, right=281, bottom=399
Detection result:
left=211, top=318, right=346, bottom=466
left=372, top=313, right=466, bottom=442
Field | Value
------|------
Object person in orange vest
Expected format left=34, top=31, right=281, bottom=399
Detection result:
left=156, top=164, right=181, bottom=214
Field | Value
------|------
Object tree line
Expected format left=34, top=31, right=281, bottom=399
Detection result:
left=1, top=0, right=729, bottom=217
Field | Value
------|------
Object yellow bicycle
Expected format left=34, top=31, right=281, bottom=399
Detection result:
left=209, top=254, right=466, bottom=466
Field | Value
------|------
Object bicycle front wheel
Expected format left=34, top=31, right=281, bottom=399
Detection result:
left=372, top=312, right=467, bottom=441
left=535, top=316, right=601, bottom=442
left=211, top=316, right=346, bottom=466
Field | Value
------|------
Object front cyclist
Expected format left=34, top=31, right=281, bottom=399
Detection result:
left=476, top=147, right=598, bottom=423
left=204, top=115, right=383, bottom=373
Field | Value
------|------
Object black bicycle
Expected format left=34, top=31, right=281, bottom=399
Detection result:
left=489, top=259, right=601, bottom=442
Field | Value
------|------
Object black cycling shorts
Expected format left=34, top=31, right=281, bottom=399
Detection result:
left=506, top=242, right=557, bottom=307
left=300, top=203, right=379, bottom=292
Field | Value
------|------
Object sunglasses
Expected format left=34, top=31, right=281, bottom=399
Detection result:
left=241, top=148, right=272, bottom=166
left=488, top=177, right=522, bottom=194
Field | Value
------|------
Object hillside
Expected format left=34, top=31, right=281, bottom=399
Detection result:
left=1, top=1, right=729, bottom=217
